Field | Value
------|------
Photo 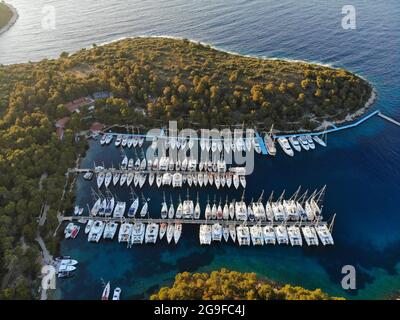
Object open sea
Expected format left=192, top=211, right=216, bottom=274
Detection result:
left=1, top=0, right=400, bottom=300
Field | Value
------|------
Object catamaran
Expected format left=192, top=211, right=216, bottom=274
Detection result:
left=263, top=225, right=276, bottom=244
left=315, top=224, right=334, bottom=245
left=250, top=225, right=264, bottom=245
left=88, top=221, right=105, bottom=242
left=118, top=223, right=132, bottom=243
left=301, top=225, right=319, bottom=246
left=236, top=225, right=251, bottom=246
left=211, top=223, right=223, bottom=242
left=112, top=288, right=121, bottom=300
left=199, top=225, right=212, bottom=245
left=287, top=225, right=303, bottom=246
left=274, top=225, right=289, bottom=245
left=235, top=198, right=248, bottom=221
left=130, top=222, right=145, bottom=245
left=103, top=221, right=118, bottom=240
left=277, top=137, right=294, bottom=157
left=145, top=223, right=159, bottom=244
left=162, top=172, right=172, bottom=186
left=172, top=173, right=183, bottom=188
left=113, top=201, right=126, bottom=218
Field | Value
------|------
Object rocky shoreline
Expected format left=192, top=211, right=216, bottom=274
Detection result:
left=0, top=2, right=18, bottom=35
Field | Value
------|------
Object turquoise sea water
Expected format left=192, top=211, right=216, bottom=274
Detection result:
left=1, top=0, right=400, bottom=299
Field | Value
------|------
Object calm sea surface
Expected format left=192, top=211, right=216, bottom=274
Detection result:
left=1, top=0, right=400, bottom=299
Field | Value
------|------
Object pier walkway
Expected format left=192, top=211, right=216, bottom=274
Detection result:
left=62, top=215, right=328, bottom=227
left=378, top=112, right=400, bottom=127
left=275, top=110, right=381, bottom=139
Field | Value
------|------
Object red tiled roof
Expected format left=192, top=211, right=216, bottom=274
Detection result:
left=65, top=97, right=93, bottom=113
left=90, top=122, right=105, bottom=132
left=55, top=117, right=70, bottom=128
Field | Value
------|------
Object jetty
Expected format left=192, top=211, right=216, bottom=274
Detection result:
left=377, top=112, right=400, bottom=127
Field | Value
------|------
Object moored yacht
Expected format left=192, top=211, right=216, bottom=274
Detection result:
left=298, top=136, right=310, bottom=150
left=287, top=225, right=303, bottom=246
left=250, top=225, right=264, bottom=245
left=145, top=223, right=159, bottom=244
left=289, top=136, right=302, bottom=152
left=211, top=223, right=223, bottom=242
left=118, top=223, right=132, bottom=243
left=315, top=224, right=334, bottom=245
left=306, top=135, right=315, bottom=149
left=199, top=224, right=212, bottom=245
left=274, top=225, right=289, bottom=245
left=301, top=226, right=319, bottom=246
left=277, top=137, right=294, bottom=157
left=174, top=223, right=182, bottom=244
left=236, top=225, right=251, bottom=246
left=88, top=221, right=105, bottom=242
left=103, top=221, right=118, bottom=240
left=263, top=225, right=276, bottom=245
left=130, top=222, right=145, bottom=245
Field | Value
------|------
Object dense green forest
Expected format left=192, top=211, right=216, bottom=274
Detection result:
left=150, top=269, right=344, bottom=300
left=0, top=37, right=371, bottom=299
left=0, top=2, right=13, bottom=29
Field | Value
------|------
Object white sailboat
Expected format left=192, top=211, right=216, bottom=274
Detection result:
left=174, top=223, right=182, bottom=244
left=159, top=223, right=167, bottom=240
left=166, top=223, right=174, bottom=244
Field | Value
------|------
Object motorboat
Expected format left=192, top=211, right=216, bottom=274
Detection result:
left=306, top=135, right=315, bottom=149
left=289, top=136, right=302, bottom=152
left=298, top=136, right=310, bottom=151
left=229, top=225, right=236, bottom=242
left=313, top=135, right=327, bottom=147
left=277, top=137, right=294, bottom=157
left=159, top=223, right=167, bottom=240
left=101, top=282, right=111, bottom=300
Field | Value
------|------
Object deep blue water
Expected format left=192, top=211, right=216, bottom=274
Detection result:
left=1, top=0, right=400, bottom=299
